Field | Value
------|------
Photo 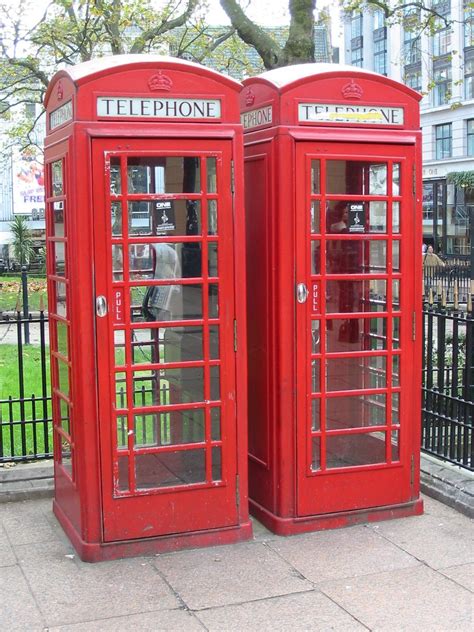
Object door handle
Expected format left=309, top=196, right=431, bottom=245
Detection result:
left=296, top=283, right=309, bottom=303
left=96, top=295, right=108, bottom=317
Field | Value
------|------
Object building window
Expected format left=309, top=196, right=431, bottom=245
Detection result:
left=432, top=26, right=452, bottom=57
left=351, top=13, right=363, bottom=38
left=373, top=39, right=387, bottom=75
left=404, top=67, right=422, bottom=91
left=435, top=123, right=452, bottom=159
left=465, top=56, right=474, bottom=100
left=464, top=0, right=474, bottom=48
left=432, top=62, right=452, bottom=105
left=467, top=120, right=474, bottom=155
left=373, top=9, right=385, bottom=30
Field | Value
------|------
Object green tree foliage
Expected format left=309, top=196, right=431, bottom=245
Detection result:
left=9, top=215, right=35, bottom=265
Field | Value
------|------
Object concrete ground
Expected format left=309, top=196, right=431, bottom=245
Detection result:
left=0, top=494, right=472, bottom=631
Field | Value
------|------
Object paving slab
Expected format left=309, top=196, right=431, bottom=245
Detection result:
left=0, top=543, right=17, bottom=567
left=368, top=511, right=474, bottom=569
left=46, top=609, right=205, bottom=631
left=1, top=502, right=58, bottom=546
left=195, top=589, right=368, bottom=631
left=319, top=564, right=473, bottom=632
left=154, top=541, right=313, bottom=610
left=439, top=563, right=474, bottom=592
left=267, top=524, right=420, bottom=584
left=15, top=540, right=180, bottom=627
left=0, top=565, right=45, bottom=631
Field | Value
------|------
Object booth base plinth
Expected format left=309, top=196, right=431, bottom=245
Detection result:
left=249, top=497, right=424, bottom=536
left=53, top=500, right=253, bottom=563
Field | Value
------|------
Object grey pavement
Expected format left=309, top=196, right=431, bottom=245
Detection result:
left=0, top=494, right=472, bottom=631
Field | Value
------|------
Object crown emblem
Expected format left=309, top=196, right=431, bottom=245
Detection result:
left=245, top=88, right=255, bottom=106
left=148, top=71, right=173, bottom=92
left=57, top=81, right=64, bottom=101
left=342, top=79, right=363, bottom=100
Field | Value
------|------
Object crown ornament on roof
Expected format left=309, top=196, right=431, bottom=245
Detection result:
left=148, top=71, right=173, bottom=92
left=245, top=88, right=255, bottom=106
left=57, top=81, right=64, bottom=101
left=341, top=79, right=363, bottom=100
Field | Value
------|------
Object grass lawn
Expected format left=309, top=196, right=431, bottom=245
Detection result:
left=0, top=343, right=52, bottom=458
left=0, top=275, right=48, bottom=312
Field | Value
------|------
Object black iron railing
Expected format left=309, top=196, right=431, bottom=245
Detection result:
left=0, top=310, right=52, bottom=462
left=423, top=264, right=472, bottom=303
left=422, top=295, right=474, bottom=471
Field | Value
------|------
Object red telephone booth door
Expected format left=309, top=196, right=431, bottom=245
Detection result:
left=92, top=138, right=239, bottom=541
left=295, top=141, right=418, bottom=516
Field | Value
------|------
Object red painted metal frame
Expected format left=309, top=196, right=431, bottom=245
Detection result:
left=44, top=57, right=251, bottom=561
left=241, top=66, right=424, bottom=535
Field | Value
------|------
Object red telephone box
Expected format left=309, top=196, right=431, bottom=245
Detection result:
left=43, top=55, right=251, bottom=561
left=241, top=64, right=423, bottom=534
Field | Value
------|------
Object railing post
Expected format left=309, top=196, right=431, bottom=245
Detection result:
left=21, top=265, right=30, bottom=345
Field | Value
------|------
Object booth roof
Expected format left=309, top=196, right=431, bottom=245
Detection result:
left=243, top=62, right=422, bottom=100
left=44, top=54, right=241, bottom=105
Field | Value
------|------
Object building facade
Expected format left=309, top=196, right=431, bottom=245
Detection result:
left=343, top=0, right=473, bottom=260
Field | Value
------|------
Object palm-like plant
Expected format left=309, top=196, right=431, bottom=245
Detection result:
left=10, top=215, right=35, bottom=266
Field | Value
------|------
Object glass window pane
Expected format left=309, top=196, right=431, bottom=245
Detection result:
left=55, top=281, right=67, bottom=317
left=327, top=317, right=387, bottom=352
left=116, top=415, right=128, bottom=449
left=111, top=201, right=122, bottom=236
left=59, top=398, right=70, bottom=436
left=311, top=201, right=320, bottom=233
left=56, top=320, right=68, bottom=358
left=115, top=330, right=126, bottom=366
left=118, top=456, right=129, bottom=491
left=311, top=398, right=320, bottom=431
left=326, top=240, right=387, bottom=274
left=311, top=320, right=320, bottom=354
left=135, top=449, right=205, bottom=489
left=392, top=241, right=400, bottom=271
left=392, top=392, right=400, bottom=424
left=208, top=200, right=218, bottom=235
left=326, top=432, right=386, bottom=468
left=127, top=156, right=200, bottom=194
left=211, top=366, right=220, bottom=401
left=52, top=241, right=66, bottom=276
left=129, top=242, right=203, bottom=281
left=209, top=325, right=219, bottom=359
left=311, top=436, right=321, bottom=471
left=312, top=360, right=320, bottom=393
left=133, top=367, right=204, bottom=407
left=131, top=326, right=203, bottom=365
left=207, top=157, right=217, bottom=192
left=52, top=203, right=65, bottom=237
left=208, top=242, right=218, bottom=277
left=128, top=200, right=202, bottom=237
left=211, top=407, right=221, bottom=440
left=311, top=160, right=320, bottom=193
left=392, top=163, right=400, bottom=196
left=369, top=202, right=387, bottom=233
left=57, top=358, right=69, bottom=396
left=212, top=446, right=222, bottom=481
left=393, top=280, right=400, bottom=310
left=134, top=284, right=203, bottom=322
left=115, top=372, right=127, bottom=409
left=326, top=356, right=387, bottom=391
left=391, top=430, right=399, bottom=461
left=311, top=240, right=321, bottom=274
left=326, top=394, right=386, bottom=429
left=134, top=409, right=205, bottom=447
left=209, top=284, right=219, bottom=318
left=51, top=160, right=63, bottom=196
left=393, top=355, right=400, bottom=386
left=110, top=157, right=121, bottom=194
left=326, top=279, right=387, bottom=313
left=392, top=202, right=400, bottom=233
left=326, top=161, right=387, bottom=195
left=112, top=245, right=123, bottom=281
left=60, top=438, right=72, bottom=476
left=393, top=317, right=400, bottom=348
